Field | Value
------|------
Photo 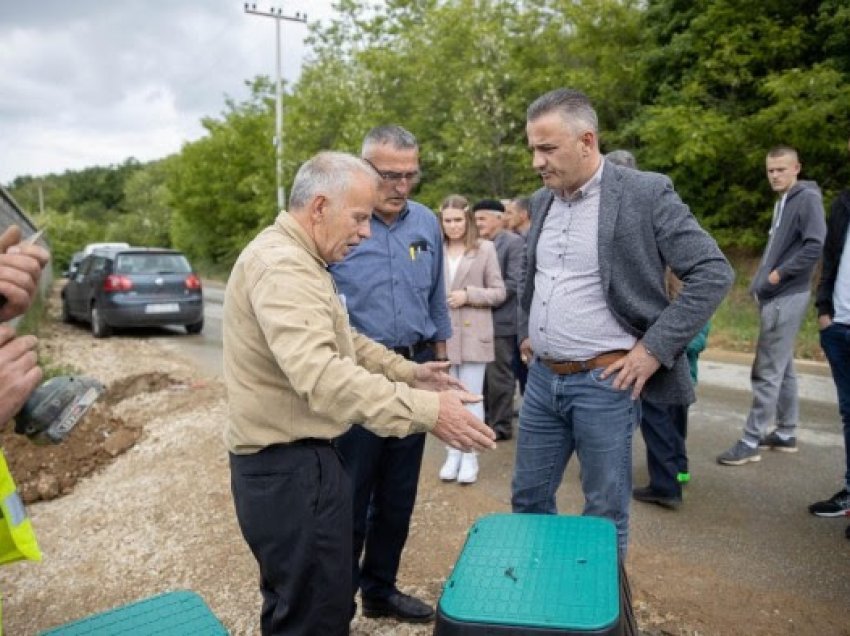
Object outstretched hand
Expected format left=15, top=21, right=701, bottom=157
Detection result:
left=413, top=361, right=466, bottom=392
left=430, top=390, right=496, bottom=452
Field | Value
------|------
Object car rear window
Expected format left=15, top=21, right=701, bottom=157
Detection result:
left=115, top=253, right=192, bottom=274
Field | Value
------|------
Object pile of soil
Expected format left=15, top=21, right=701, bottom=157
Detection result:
left=0, top=373, right=179, bottom=503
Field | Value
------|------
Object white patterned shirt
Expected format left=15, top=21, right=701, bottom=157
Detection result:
left=528, top=162, right=636, bottom=360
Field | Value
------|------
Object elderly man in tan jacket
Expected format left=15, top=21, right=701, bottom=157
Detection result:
left=223, top=151, right=495, bottom=636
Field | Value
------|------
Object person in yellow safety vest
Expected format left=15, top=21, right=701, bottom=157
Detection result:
left=0, top=224, right=50, bottom=569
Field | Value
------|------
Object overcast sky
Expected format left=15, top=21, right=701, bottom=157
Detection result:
left=0, top=0, right=339, bottom=184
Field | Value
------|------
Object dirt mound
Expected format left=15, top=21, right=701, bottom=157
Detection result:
left=0, top=371, right=191, bottom=504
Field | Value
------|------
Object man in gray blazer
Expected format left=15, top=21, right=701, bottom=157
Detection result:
left=515, top=88, right=734, bottom=553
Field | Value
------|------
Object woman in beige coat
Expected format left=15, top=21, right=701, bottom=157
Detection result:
left=438, top=195, right=506, bottom=484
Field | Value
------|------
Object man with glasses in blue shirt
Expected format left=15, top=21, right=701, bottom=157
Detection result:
left=330, top=125, right=451, bottom=624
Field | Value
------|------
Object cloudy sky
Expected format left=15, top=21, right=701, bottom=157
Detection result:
left=0, top=0, right=339, bottom=184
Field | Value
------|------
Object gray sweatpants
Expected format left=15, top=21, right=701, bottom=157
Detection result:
left=743, top=290, right=810, bottom=444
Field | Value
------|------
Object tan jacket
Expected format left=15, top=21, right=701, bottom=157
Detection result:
left=445, top=240, right=506, bottom=364
left=223, top=213, right=440, bottom=454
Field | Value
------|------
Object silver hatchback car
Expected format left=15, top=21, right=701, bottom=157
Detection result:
left=61, top=247, right=204, bottom=337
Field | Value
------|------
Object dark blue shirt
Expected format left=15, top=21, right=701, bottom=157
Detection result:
left=330, top=200, right=452, bottom=348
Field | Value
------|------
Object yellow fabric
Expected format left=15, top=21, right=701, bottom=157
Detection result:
left=0, top=449, right=41, bottom=566
left=223, top=212, right=440, bottom=454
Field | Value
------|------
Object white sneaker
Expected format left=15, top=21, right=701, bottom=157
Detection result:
left=439, top=449, right=462, bottom=481
left=457, top=453, right=478, bottom=484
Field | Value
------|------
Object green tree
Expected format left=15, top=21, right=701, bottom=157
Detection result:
left=627, top=0, right=850, bottom=249
left=33, top=209, right=97, bottom=274
left=107, top=157, right=177, bottom=248
left=284, top=0, right=644, bottom=209
left=169, top=78, right=277, bottom=268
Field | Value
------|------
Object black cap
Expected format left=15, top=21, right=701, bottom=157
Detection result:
left=471, top=199, right=505, bottom=214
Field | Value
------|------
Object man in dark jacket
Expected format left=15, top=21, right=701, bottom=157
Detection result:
left=474, top=199, right=524, bottom=440
left=808, top=137, right=850, bottom=536
left=718, top=146, right=827, bottom=465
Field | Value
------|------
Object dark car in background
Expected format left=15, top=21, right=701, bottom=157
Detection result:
left=61, top=247, right=204, bottom=337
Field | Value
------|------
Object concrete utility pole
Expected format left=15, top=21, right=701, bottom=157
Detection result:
left=244, top=3, right=307, bottom=212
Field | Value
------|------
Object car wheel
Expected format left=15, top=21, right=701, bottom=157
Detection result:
left=90, top=302, right=112, bottom=338
left=185, top=319, right=204, bottom=335
left=61, top=295, right=73, bottom=323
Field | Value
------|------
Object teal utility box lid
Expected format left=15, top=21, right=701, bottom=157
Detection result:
left=40, top=590, right=228, bottom=635
left=437, top=514, right=622, bottom=635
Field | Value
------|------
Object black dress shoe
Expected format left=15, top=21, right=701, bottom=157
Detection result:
left=495, top=429, right=512, bottom=441
left=632, top=486, right=682, bottom=510
left=362, top=591, right=435, bottom=623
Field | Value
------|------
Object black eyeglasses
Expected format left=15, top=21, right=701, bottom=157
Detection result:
left=364, top=158, right=421, bottom=185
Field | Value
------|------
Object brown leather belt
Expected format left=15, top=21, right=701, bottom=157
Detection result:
left=542, top=350, right=628, bottom=376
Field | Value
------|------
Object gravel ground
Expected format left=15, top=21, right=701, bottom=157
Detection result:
left=0, top=313, right=456, bottom=635
left=2, top=304, right=846, bottom=635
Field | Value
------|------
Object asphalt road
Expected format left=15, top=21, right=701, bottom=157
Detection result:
left=154, top=282, right=849, bottom=627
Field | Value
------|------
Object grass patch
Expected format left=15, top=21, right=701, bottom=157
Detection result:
left=14, top=292, right=47, bottom=337
left=708, top=257, right=824, bottom=361
left=16, top=293, right=80, bottom=378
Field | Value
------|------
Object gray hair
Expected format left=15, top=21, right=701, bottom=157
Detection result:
left=606, top=149, right=637, bottom=169
left=289, top=151, right=378, bottom=210
left=361, top=125, right=418, bottom=157
left=527, top=88, right=598, bottom=136
left=512, top=197, right=531, bottom=214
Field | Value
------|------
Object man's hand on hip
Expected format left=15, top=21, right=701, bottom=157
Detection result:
left=600, top=341, right=661, bottom=400
left=431, top=391, right=496, bottom=452
left=413, top=361, right=466, bottom=392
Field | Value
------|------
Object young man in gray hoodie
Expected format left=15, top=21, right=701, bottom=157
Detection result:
left=718, top=145, right=827, bottom=465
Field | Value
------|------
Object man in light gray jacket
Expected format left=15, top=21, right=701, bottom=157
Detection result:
left=515, top=88, right=734, bottom=554
left=718, top=146, right=827, bottom=465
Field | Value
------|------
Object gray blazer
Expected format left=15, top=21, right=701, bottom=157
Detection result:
left=491, top=230, right=524, bottom=337
left=519, top=160, right=734, bottom=404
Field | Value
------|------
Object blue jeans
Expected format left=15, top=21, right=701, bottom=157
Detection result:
left=511, top=359, right=640, bottom=554
left=820, top=322, right=850, bottom=490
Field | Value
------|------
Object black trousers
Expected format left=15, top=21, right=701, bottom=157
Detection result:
left=511, top=336, right=528, bottom=395
left=485, top=335, right=517, bottom=436
left=230, top=442, right=351, bottom=636
left=639, top=399, right=689, bottom=498
left=335, top=345, right=433, bottom=604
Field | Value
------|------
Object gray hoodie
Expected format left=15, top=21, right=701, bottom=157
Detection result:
left=750, top=180, right=827, bottom=303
